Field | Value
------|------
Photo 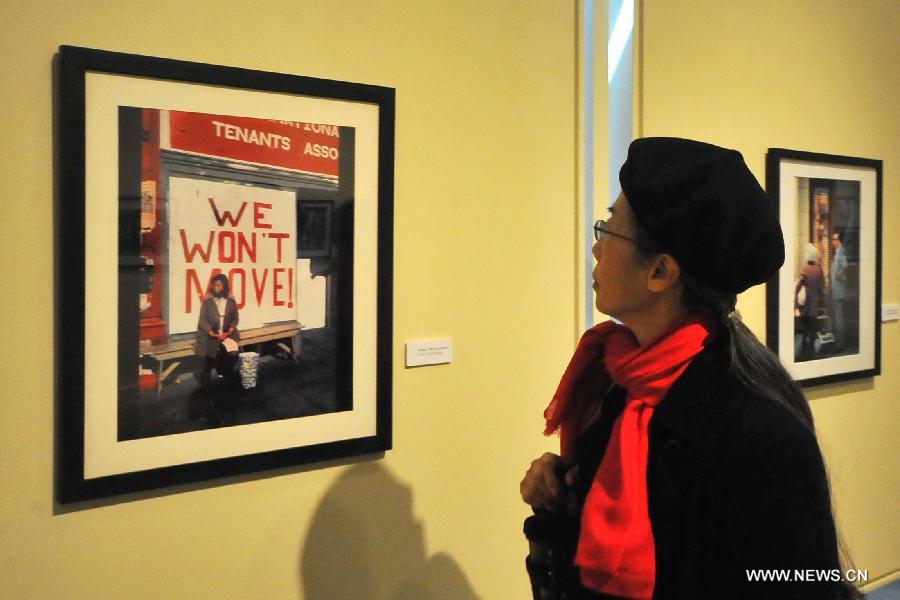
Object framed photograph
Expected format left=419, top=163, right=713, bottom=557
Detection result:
left=765, top=148, right=881, bottom=387
left=57, top=45, right=394, bottom=503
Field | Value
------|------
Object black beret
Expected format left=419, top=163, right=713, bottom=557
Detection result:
left=619, top=137, right=784, bottom=294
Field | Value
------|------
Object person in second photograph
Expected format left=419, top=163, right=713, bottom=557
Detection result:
left=795, top=243, right=825, bottom=361
left=830, top=230, right=849, bottom=351
left=195, top=273, right=241, bottom=396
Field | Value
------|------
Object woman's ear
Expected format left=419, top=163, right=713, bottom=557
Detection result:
left=646, top=253, right=682, bottom=293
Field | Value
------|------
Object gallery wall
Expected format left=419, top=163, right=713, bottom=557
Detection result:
left=1, top=0, right=897, bottom=597
left=0, top=1, right=577, bottom=598
left=640, top=0, right=899, bottom=587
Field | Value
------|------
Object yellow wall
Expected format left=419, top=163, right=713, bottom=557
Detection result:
left=640, top=0, right=900, bottom=588
left=2, top=0, right=897, bottom=597
left=0, top=1, right=576, bottom=598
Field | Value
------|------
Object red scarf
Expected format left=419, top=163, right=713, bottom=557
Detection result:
left=544, top=317, right=714, bottom=599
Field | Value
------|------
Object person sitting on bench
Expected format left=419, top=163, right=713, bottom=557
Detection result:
left=196, top=273, right=240, bottom=393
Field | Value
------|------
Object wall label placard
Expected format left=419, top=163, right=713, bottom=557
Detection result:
left=405, top=339, right=453, bottom=367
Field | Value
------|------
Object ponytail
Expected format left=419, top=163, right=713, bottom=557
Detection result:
left=631, top=218, right=814, bottom=430
left=678, top=273, right=814, bottom=431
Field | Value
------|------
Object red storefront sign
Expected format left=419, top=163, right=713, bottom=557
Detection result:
left=168, top=111, right=340, bottom=177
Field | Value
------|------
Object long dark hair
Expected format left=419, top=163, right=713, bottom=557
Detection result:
left=681, top=272, right=814, bottom=429
left=631, top=225, right=862, bottom=599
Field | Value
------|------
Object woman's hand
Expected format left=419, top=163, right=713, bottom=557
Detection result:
left=520, top=452, right=565, bottom=511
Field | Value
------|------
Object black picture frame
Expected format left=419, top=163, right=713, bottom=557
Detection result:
left=57, top=45, right=394, bottom=503
left=765, top=148, right=881, bottom=387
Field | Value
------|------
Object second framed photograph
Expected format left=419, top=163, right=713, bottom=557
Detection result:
left=58, top=46, right=394, bottom=503
left=765, top=148, right=881, bottom=387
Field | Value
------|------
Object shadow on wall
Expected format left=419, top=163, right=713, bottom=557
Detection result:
left=301, top=463, right=481, bottom=600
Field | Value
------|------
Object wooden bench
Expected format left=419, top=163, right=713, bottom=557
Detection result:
left=143, top=321, right=303, bottom=395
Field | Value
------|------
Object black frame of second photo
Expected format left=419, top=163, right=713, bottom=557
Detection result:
left=765, top=147, right=882, bottom=387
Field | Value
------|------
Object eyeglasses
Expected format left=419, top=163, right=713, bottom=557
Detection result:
left=593, top=219, right=636, bottom=243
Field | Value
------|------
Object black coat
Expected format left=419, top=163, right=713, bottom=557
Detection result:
left=570, top=340, right=847, bottom=599
left=195, top=296, right=240, bottom=358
